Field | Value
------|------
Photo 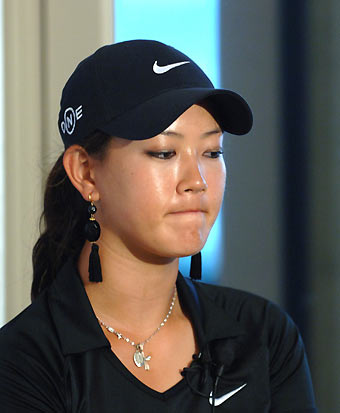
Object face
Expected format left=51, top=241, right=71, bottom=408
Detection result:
left=92, top=104, right=226, bottom=262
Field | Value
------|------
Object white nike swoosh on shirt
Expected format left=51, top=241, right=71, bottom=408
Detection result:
left=152, top=60, right=190, bottom=74
left=209, top=383, right=247, bottom=406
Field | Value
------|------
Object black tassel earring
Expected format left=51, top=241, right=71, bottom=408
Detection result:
left=190, top=251, right=202, bottom=280
left=84, top=194, right=102, bottom=282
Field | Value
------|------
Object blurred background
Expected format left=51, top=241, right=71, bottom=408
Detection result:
left=0, top=1, right=339, bottom=411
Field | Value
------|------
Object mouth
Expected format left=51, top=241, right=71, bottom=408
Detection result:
left=169, top=210, right=206, bottom=214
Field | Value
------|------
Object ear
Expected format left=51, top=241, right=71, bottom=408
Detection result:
left=63, top=145, right=100, bottom=202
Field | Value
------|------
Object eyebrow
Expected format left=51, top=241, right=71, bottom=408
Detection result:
left=160, top=128, right=223, bottom=139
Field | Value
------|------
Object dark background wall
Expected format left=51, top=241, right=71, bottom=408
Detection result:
left=220, top=1, right=282, bottom=305
left=219, top=1, right=340, bottom=412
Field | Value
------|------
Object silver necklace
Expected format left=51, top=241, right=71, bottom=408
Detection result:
left=97, top=286, right=177, bottom=371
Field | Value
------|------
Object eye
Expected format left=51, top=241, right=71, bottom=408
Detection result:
left=148, top=151, right=175, bottom=160
left=206, top=150, right=224, bottom=159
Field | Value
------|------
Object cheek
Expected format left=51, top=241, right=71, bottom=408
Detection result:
left=204, top=163, right=226, bottom=227
left=131, top=167, right=175, bottom=220
left=208, top=162, right=226, bottom=201
left=99, top=164, right=173, bottom=226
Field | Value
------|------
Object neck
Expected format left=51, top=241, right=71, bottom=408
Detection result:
left=77, top=240, right=181, bottom=337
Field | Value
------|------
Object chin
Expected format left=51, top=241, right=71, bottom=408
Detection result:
left=167, top=240, right=208, bottom=258
left=154, top=227, right=211, bottom=256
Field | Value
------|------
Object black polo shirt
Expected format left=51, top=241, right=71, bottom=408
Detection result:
left=0, top=257, right=317, bottom=412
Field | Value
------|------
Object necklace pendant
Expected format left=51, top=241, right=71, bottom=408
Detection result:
left=133, top=344, right=151, bottom=370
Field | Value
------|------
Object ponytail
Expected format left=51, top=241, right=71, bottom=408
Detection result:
left=31, top=131, right=112, bottom=301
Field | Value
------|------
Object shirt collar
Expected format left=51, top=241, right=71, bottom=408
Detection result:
left=176, top=276, right=246, bottom=348
left=48, top=256, right=110, bottom=355
left=48, top=256, right=245, bottom=356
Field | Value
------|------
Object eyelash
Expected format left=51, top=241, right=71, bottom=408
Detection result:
left=148, top=150, right=224, bottom=160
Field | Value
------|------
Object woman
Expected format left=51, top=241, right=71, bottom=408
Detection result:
left=0, top=40, right=317, bottom=412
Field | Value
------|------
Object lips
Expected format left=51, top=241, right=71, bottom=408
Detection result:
left=171, top=210, right=204, bottom=213
left=169, top=209, right=206, bottom=214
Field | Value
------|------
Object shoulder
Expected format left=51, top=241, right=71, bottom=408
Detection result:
left=193, top=281, right=317, bottom=410
left=194, top=280, right=289, bottom=333
left=192, top=280, right=306, bottom=369
left=0, top=291, right=67, bottom=411
left=0, top=289, right=60, bottom=357
left=0, top=288, right=65, bottom=371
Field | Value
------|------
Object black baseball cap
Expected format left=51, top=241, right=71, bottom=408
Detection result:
left=58, top=40, right=253, bottom=148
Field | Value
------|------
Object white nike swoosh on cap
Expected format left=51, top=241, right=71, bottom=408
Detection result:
left=209, top=383, right=247, bottom=406
left=153, top=60, right=190, bottom=74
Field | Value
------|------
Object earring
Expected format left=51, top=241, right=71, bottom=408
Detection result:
left=190, top=251, right=202, bottom=280
left=84, top=194, right=102, bottom=282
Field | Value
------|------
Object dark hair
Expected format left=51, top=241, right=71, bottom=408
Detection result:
left=31, top=131, right=112, bottom=301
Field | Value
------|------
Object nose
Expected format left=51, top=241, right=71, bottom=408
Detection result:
left=177, top=157, right=208, bottom=194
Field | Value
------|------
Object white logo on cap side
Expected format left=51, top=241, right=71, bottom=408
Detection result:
left=153, top=60, right=190, bottom=74
left=61, top=105, right=83, bottom=135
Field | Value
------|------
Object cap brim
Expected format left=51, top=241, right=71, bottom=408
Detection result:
left=98, top=88, right=253, bottom=140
